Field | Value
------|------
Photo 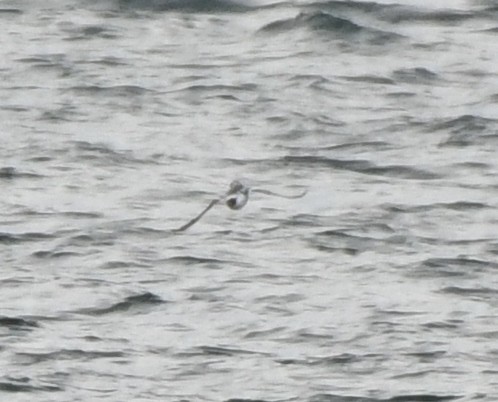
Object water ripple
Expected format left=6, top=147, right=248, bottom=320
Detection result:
left=0, top=166, right=43, bottom=179
left=117, top=0, right=255, bottom=12
left=0, top=378, right=62, bottom=393
left=260, top=11, right=402, bottom=45
left=76, top=292, right=165, bottom=315
left=0, top=232, right=55, bottom=245
left=308, top=394, right=461, bottom=402
left=392, top=67, right=439, bottom=85
left=16, top=349, right=126, bottom=365
left=0, top=316, right=39, bottom=330
left=281, top=156, right=441, bottom=180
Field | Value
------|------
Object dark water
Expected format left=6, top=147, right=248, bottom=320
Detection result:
left=1, top=0, right=498, bottom=400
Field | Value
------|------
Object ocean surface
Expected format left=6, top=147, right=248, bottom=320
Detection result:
left=1, top=0, right=498, bottom=401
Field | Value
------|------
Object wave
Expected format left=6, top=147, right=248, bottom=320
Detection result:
left=261, top=11, right=365, bottom=33
left=382, top=201, right=491, bottom=213
left=172, top=83, right=257, bottom=94
left=440, top=286, right=498, bottom=297
left=311, top=229, right=382, bottom=255
left=224, top=155, right=440, bottom=179
left=379, top=6, right=474, bottom=24
left=341, top=75, right=395, bottom=85
left=16, top=349, right=125, bottom=365
left=15, top=210, right=99, bottom=222
left=69, top=84, right=154, bottom=96
left=65, top=140, right=160, bottom=166
left=416, top=257, right=495, bottom=279
left=62, top=24, right=118, bottom=41
left=430, top=115, right=498, bottom=147
left=0, top=166, right=43, bottom=179
left=166, top=255, right=230, bottom=265
left=392, top=67, right=439, bottom=85
left=260, top=11, right=401, bottom=45
left=77, top=292, right=165, bottom=315
left=32, top=250, right=81, bottom=259
left=0, top=379, right=62, bottom=393
left=0, top=316, right=39, bottom=330
left=284, top=140, right=393, bottom=152
left=0, top=232, right=55, bottom=245
left=116, top=0, right=255, bottom=12
left=280, top=155, right=440, bottom=180
left=303, top=1, right=385, bottom=14
left=179, top=345, right=261, bottom=358
left=279, top=352, right=363, bottom=367
left=308, top=393, right=461, bottom=402
left=303, top=1, right=474, bottom=25
left=0, top=8, right=22, bottom=15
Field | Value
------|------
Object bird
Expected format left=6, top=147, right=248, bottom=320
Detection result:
left=173, top=180, right=306, bottom=232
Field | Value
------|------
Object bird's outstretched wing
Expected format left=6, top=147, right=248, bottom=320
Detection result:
left=252, top=188, right=307, bottom=199
left=173, top=198, right=220, bottom=232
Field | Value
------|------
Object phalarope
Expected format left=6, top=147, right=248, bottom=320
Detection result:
left=173, top=180, right=306, bottom=232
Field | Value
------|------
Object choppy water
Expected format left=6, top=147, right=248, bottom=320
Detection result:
left=1, top=0, right=498, bottom=401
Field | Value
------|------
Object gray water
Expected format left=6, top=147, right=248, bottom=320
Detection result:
left=1, top=0, right=498, bottom=401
